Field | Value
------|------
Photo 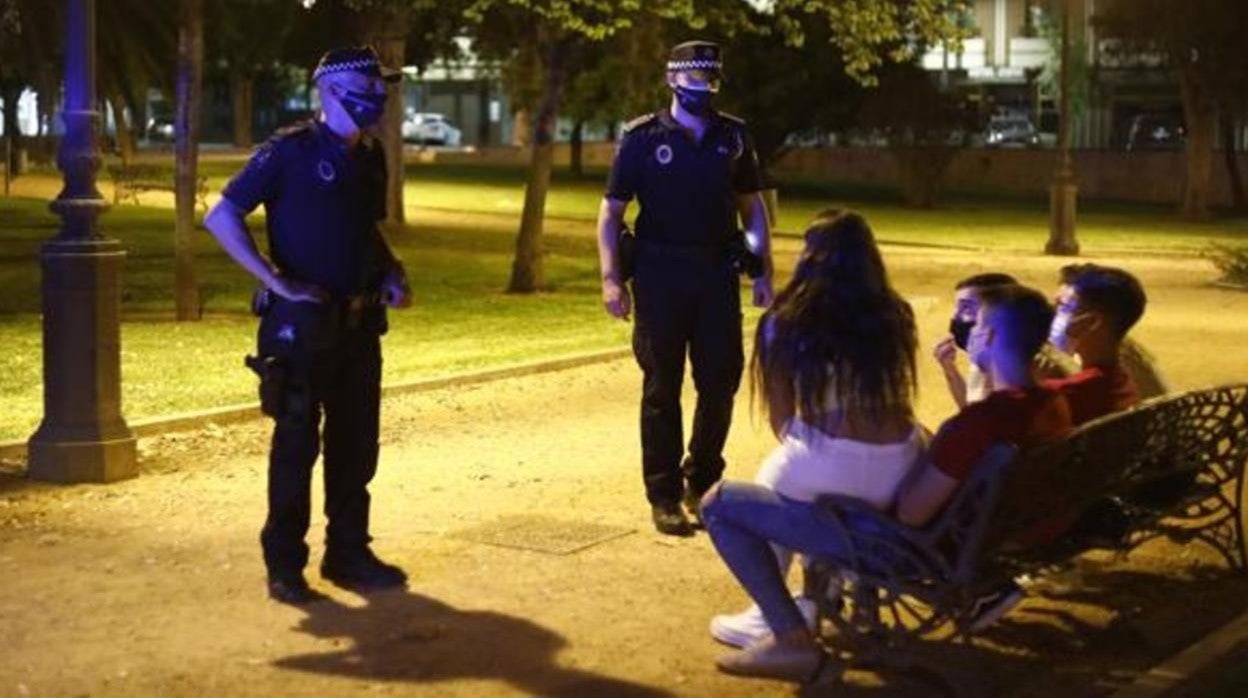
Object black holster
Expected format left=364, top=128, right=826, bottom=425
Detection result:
left=617, top=225, right=636, bottom=283
left=246, top=354, right=287, bottom=418
left=728, top=230, right=765, bottom=279
left=251, top=287, right=274, bottom=317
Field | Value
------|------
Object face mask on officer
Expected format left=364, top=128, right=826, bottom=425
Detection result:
left=669, top=69, right=720, bottom=117
left=335, top=85, right=387, bottom=130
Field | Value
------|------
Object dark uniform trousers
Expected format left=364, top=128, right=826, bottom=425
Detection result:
left=632, top=244, right=744, bottom=505
left=257, top=298, right=383, bottom=576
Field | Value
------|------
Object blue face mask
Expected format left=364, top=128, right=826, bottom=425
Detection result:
left=1049, top=309, right=1072, bottom=353
left=674, top=86, right=714, bottom=117
left=340, top=89, right=387, bottom=129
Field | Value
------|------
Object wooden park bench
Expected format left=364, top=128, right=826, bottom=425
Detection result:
left=107, top=162, right=209, bottom=213
left=802, top=383, right=1248, bottom=678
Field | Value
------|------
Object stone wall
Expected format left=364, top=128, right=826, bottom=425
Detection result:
left=772, top=147, right=1248, bottom=207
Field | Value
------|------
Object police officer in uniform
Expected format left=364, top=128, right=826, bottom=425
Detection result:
left=204, top=46, right=412, bottom=604
left=596, top=41, right=774, bottom=536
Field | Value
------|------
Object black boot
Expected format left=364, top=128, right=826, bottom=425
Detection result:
left=267, top=572, right=327, bottom=605
left=651, top=502, right=694, bottom=537
left=321, top=549, right=408, bottom=591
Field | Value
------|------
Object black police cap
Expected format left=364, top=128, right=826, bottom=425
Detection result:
left=312, top=45, right=402, bottom=83
left=667, top=40, right=723, bottom=73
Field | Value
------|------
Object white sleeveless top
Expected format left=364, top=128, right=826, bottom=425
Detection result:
left=755, top=419, right=925, bottom=507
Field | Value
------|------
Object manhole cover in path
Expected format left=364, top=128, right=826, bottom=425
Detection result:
left=450, top=515, right=635, bottom=555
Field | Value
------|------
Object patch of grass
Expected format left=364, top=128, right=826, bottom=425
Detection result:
left=4, top=159, right=1246, bottom=441
left=1205, top=243, right=1248, bottom=285
left=0, top=195, right=764, bottom=441
left=398, top=162, right=1248, bottom=254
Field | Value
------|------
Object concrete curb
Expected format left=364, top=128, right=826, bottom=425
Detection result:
left=1111, top=606, right=1248, bottom=697
left=0, top=347, right=633, bottom=465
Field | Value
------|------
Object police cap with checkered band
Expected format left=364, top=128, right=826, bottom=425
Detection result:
left=312, top=45, right=402, bottom=83
left=666, top=40, right=723, bottom=93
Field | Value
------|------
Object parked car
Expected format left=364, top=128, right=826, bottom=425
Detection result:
left=402, top=112, right=462, bottom=146
left=1125, top=113, right=1185, bottom=150
left=983, top=115, right=1040, bottom=148
left=146, top=116, right=175, bottom=142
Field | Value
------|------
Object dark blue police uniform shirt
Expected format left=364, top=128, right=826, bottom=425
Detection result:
left=221, top=120, right=388, bottom=298
left=605, top=109, right=764, bottom=246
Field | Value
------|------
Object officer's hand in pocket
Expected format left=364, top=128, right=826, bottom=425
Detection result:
left=381, top=267, right=412, bottom=309
left=603, top=278, right=631, bottom=321
left=270, top=275, right=328, bottom=304
left=751, top=275, right=774, bottom=308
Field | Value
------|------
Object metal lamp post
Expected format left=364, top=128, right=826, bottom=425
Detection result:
left=27, top=0, right=137, bottom=482
left=1046, top=0, right=1080, bottom=256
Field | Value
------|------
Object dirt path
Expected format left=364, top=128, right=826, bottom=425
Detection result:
left=3, top=347, right=1247, bottom=698
left=0, top=357, right=798, bottom=697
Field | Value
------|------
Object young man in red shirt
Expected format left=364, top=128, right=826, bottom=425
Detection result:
left=897, top=284, right=1073, bottom=527
left=966, top=265, right=1150, bottom=630
left=1044, top=263, right=1148, bottom=425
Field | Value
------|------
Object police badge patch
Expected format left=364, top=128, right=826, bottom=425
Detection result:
left=317, top=159, right=336, bottom=182
left=655, top=144, right=673, bottom=165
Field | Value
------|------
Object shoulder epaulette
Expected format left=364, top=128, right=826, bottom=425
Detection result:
left=264, top=119, right=318, bottom=149
left=622, top=112, right=659, bottom=134
left=717, top=111, right=746, bottom=126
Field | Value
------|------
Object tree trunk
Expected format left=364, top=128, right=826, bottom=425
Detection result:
left=1178, top=70, right=1216, bottom=221
left=512, top=110, right=530, bottom=147
left=364, top=13, right=408, bottom=228
left=1222, top=110, right=1246, bottom=213
left=477, top=80, right=491, bottom=146
left=507, top=40, right=572, bottom=294
left=106, top=91, right=135, bottom=163
left=36, top=70, right=56, bottom=137
left=569, top=120, right=584, bottom=178
left=2, top=83, right=24, bottom=177
left=230, top=71, right=254, bottom=149
left=174, top=0, right=203, bottom=321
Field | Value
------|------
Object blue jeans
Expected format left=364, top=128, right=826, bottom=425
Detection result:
left=702, top=481, right=883, bottom=637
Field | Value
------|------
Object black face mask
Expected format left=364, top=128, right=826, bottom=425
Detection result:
left=340, top=89, right=387, bottom=129
left=673, top=86, right=714, bottom=117
left=949, top=317, right=974, bottom=350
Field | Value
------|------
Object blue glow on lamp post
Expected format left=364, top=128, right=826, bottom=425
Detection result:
left=27, top=0, right=137, bottom=483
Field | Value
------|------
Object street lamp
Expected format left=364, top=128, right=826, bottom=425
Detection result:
left=1046, top=0, right=1080, bottom=256
left=27, top=0, right=137, bottom=482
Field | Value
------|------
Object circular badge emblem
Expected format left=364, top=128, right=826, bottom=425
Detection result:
left=655, top=144, right=673, bottom=165
left=317, top=159, right=336, bottom=182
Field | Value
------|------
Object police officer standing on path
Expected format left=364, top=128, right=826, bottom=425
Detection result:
left=597, top=41, right=775, bottom=536
left=204, top=46, right=412, bottom=604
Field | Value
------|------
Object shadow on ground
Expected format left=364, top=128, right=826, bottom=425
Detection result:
left=275, top=588, right=673, bottom=697
left=816, top=562, right=1248, bottom=697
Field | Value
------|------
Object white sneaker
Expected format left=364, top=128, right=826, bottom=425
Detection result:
left=710, top=595, right=818, bottom=649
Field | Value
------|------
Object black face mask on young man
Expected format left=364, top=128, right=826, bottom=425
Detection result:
left=949, top=317, right=975, bottom=351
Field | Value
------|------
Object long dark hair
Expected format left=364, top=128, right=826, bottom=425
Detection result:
left=753, top=210, right=917, bottom=426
